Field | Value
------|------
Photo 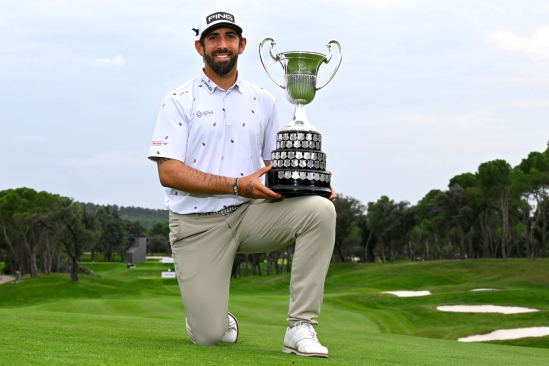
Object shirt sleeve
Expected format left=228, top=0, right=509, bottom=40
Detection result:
left=262, top=99, right=280, bottom=161
left=147, top=96, right=190, bottom=163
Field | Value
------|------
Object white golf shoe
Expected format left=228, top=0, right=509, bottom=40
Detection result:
left=221, top=312, right=239, bottom=343
left=282, top=322, right=328, bottom=358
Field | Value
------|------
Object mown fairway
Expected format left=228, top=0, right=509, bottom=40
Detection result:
left=1, top=259, right=548, bottom=365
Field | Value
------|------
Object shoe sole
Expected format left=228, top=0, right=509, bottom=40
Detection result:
left=282, top=346, right=328, bottom=358
left=227, top=312, right=239, bottom=343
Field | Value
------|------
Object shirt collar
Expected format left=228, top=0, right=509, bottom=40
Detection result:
left=199, top=69, right=242, bottom=94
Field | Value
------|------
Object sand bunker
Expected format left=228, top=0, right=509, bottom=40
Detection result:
left=459, top=327, right=549, bottom=342
left=470, top=288, right=499, bottom=292
left=437, top=305, right=538, bottom=314
left=382, top=291, right=432, bottom=297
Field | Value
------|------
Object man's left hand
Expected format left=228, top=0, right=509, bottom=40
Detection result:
left=327, top=171, right=336, bottom=201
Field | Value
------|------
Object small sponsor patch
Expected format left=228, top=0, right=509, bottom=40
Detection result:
left=196, top=110, right=214, bottom=118
left=152, top=141, right=162, bottom=146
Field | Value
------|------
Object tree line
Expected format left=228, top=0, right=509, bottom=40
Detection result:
left=77, top=202, right=168, bottom=229
left=331, top=142, right=549, bottom=263
left=2, top=142, right=547, bottom=281
left=0, top=188, right=165, bottom=282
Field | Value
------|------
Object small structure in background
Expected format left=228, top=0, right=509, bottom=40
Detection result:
left=125, top=237, right=147, bottom=264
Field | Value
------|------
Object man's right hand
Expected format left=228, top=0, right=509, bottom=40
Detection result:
left=238, top=165, right=283, bottom=199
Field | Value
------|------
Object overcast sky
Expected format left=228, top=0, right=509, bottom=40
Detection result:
left=1, top=0, right=548, bottom=210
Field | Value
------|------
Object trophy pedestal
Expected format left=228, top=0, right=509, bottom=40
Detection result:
left=266, top=130, right=331, bottom=198
left=267, top=169, right=331, bottom=198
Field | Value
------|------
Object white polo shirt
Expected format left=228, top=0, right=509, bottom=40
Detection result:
left=148, top=70, right=280, bottom=214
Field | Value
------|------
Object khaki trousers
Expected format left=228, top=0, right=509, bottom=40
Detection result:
left=169, top=195, right=336, bottom=346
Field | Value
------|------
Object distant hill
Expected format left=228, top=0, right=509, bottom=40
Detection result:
left=77, top=202, right=168, bottom=229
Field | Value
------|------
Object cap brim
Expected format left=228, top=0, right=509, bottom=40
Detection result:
left=201, top=23, right=243, bottom=39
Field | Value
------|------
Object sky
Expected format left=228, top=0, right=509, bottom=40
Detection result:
left=1, top=0, right=548, bottom=210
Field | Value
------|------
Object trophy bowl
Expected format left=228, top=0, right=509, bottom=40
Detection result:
left=260, top=37, right=342, bottom=198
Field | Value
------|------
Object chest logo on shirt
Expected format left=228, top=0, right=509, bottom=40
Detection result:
left=196, top=110, right=214, bottom=118
left=152, top=141, right=162, bottom=146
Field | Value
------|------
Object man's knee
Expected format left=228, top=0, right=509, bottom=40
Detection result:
left=186, top=318, right=225, bottom=346
left=192, top=333, right=222, bottom=346
left=309, top=196, right=336, bottom=224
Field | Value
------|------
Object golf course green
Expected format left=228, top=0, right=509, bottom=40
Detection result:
left=1, top=259, right=548, bottom=365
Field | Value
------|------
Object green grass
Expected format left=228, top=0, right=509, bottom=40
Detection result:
left=1, top=259, right=549, bottom=365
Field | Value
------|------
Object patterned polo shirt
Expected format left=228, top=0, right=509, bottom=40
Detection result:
left=148, top=70, right=280, bottom=214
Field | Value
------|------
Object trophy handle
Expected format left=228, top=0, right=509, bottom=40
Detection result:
left=316, top=40, right=342, bottom=90
left=259, top=37, right=286, bottom=89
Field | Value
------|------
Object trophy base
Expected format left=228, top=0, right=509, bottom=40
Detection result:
left=266, top=169, right=332, bottom=198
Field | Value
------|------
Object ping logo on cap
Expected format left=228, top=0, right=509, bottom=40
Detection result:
left=206, top=12, right=235, bottom=24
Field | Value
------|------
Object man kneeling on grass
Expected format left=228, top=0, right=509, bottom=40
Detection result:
left=147, top=8, right=336, bottom=358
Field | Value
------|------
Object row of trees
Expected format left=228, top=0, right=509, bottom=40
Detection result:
left=3, top=142, right=547, bottom=281
left=79, top=202, right=169, bottom=229
left=331, top=142, right=549, bottom=262
left=0, top=188, right=150, bottom=282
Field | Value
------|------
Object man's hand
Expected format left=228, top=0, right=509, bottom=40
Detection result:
left=238, top=165, right=283, bottom=199
left=327, top=171, right=337, bottom=201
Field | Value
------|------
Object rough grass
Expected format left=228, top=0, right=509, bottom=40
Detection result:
left=1, top=259, right=548, bottom=365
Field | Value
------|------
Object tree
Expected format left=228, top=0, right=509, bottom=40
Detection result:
left=364, top=197, right=415, bottom=262
left=478, top=160, right=513, bottom=259
left=0, top=188, right=59, bottom=277
left=365, top=196, right=394, bottom=262
left=149, top=222, right=169, bottom=239
left=511, top=149, right=549, bottom=259
left=416, top=189, right=443, bottom=260
left=94, top=206, right=127, bottom=262
left=148, top=234, right=169, bottom=256
left=431, top=187, right=480, bottom=259
left=332, top=194, right=365, bottom=262
left=55, top=201, right=99, bottom=282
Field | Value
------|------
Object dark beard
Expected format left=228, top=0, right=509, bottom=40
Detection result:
left=204, top=49, right=239, bottom=75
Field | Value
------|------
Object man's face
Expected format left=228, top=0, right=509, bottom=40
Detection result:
left=197, top=28, right=246, bottom=76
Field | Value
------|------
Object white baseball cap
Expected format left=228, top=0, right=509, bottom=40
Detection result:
left=194, top=8, right=243, bottom=39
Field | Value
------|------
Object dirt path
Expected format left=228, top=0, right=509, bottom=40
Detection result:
left=0, top=275, right=15, bottom=285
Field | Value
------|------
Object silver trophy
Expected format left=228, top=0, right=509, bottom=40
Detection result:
left=260, top=37, right=342, bottom=197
